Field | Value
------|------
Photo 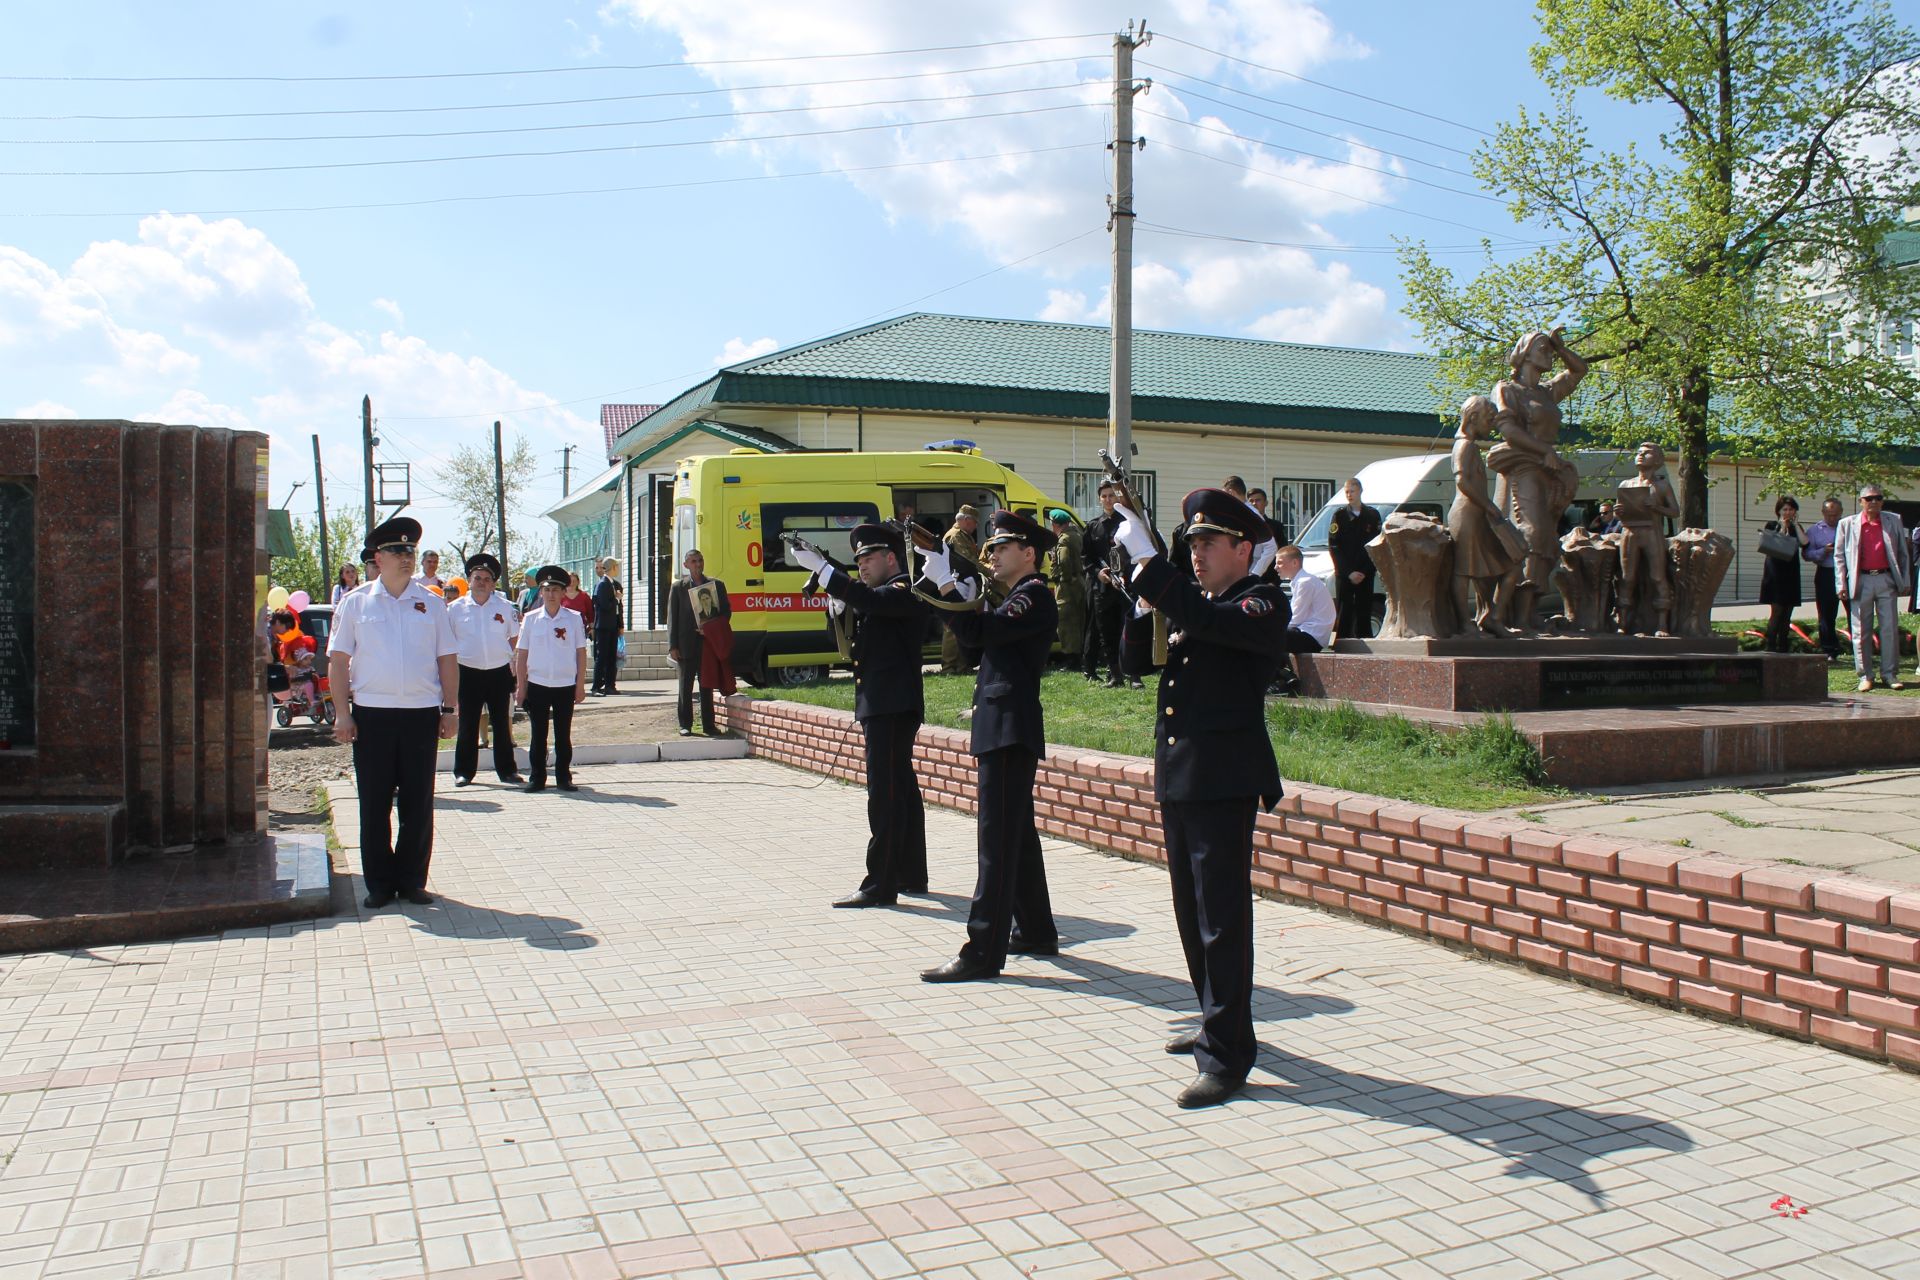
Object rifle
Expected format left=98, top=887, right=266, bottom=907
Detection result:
left=900, top=518, right=987, bottom=612
left=1097, top=447, right=1170, bottom=666
left=779, top=531, right=854, bottom=659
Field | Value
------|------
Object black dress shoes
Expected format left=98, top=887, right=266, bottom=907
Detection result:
left=1127, top=677, right=1146, bottom=690
left=453, top=776, right=472, bottom=788
left=556, top=778, right=579, bottom=792
left=833, top=889, right=896, bottom=908
left=1006, top=936, right=1059, bottom=956
left=524, top=778, right=546, bottom=793
left=921, top=956, right=1000, bottom=983
left=1177, top=1072, right=1245, bottom=1109
left=1164, top=1029, right=1201, bottom=1055
left=402, top=889, right=434, bottom=905
left=363, top=891, right=395, bottom=909
left=498, top=773, right=524, bottom=785
left=900, top=884, right=929, bottom=895
left=678, top=728, right=693, bottom=737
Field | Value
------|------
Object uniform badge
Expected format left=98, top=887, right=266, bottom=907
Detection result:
left=1240, top=596, right=1273, bottom=616
left=1330, top=518, right=1341, bottom=536
left=1004, top=592, right=1030, bottom=618
left=554, top=626, right=567, bottom=639
left=493, top=612, right=504, bottom=623
left=413, top=601, right=427, bottom=613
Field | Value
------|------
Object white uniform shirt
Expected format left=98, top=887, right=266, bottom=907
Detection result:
left=327, top=578, right=458, bottom=708
left=448, top=591, right=520, bottom=670
left=1285, top=569, right=1338, bottom=646
left=517, top=605, right=588, bottom=687
left=414, top=572, right=445, bottom=592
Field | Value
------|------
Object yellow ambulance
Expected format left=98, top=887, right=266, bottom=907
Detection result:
left=670, top=441, right=1075, bottom=685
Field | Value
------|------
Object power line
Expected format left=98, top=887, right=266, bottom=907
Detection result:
left=0, top=54, right=1099, bottom=123
left=0, top=143, right=1086, bottom=219
left=1136, top=219, right=1558, bottom=255
left=1154, top=33, right=1494, bottom=138
left=0, top=101, right=1097, bottom=177
left=1136, top=61, right=1477, bottom=159
left=0, top=32, right=1109, bottom=84
left=1142, top=108, right=1503, bottom=203
left=1153, top=138, right=1526, bottom=241
left=6, top=79, right=1094, bottom=146
left=1145, top=78, right=1475, bottom=177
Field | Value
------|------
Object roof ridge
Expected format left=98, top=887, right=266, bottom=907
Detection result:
left=876, top=311, right=1434, bottom=361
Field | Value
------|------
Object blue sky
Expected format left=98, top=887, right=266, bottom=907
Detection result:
left=3, top=1, right=1912, bottom=554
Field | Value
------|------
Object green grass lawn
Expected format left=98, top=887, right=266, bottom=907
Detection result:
left=1713, top=615, right=1920, bottom=698
left=756, top=671, right=1559, bottom=812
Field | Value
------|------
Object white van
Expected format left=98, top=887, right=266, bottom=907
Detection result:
left=1295, top=448, right=1644, bottom=620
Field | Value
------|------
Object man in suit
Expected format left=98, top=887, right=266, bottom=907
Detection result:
left=790, top=524, right=931, bottom=907
left=1328, top=477, right=1383, bottom=639
left=916, top=509, right=1059, bottom=983
left=667, top=549, right=731, bottom=734
left=1118, top=489, right=1289, bottom=1109
left=1836, top=484, right=1911, bottom=692
left=590, top=557, right=621, bottom=696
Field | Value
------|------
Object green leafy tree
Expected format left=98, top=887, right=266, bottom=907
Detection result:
left=1399, top=0, right=1920, bottom=524
left=433, top=435, right=539, bottom=576
left=269, top=510, right=363, bottom=602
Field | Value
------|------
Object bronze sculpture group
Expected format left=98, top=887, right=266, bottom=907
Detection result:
left=1371, top=327, right=1728, bottom=641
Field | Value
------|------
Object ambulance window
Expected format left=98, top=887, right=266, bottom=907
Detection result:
left=673, top=502, right=696, bottom=566
left=763, top=502, right=880, bottom=572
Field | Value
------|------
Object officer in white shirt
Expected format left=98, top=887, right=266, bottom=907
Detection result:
left=327, top=517, right=460, bottom=908
left=1275, top=544, right=1338, bottom=695
left=413, top=549, right=447, bottom=595
left=448, top=552, right=522, bottom=788
left=515, top=564, right=589, bottom=793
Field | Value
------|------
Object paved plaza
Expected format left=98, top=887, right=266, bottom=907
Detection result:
left=2, top=757, right=1920, bottom=1279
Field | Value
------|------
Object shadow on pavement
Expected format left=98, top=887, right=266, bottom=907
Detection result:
left=398, top=895, right=599, bottom=951
left=998, top=950, right=1357, bottom=1027
left=1245, top=1046, right=1693, bottom=1207
left=897, top=890, right=1138, bottom=944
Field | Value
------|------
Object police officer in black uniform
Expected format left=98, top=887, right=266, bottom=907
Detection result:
left=1117, top=488, right=1289, bottom=1108
left=1329, top=476, right=1383, bottom=639
left=789, top=524, right=931, bottom=908
left=917, top=509, right=1059, bottom=982
left=1080, top=479, right=1137, bottom=687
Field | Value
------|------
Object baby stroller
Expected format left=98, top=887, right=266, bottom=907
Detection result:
left=268, top=661, right=335, bottom=726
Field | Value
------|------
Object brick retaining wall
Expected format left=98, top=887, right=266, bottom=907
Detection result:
left=719, top=695, right=1920, bottom=1073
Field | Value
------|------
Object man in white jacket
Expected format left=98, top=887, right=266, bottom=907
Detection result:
left=1835, top=484, right=1911, bottom=692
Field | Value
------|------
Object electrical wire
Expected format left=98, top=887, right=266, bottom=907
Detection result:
left=1153, top=33, right=1493, bottom=138
left=0, top=54, right=1102, bottom=123
left=1144, top=78, right=1475, bottom=177
left=0, top=101, right=1098, bottom=177
left=0, top=33, right=1110, bottom=84
left=1136, top=61, right=1477, bottom=159
left=1135, top=219, right=1558, bottom=255
left=0, top=143, right=1087, bottom=219
left=1152, top=138, right=1526, bottom=241
left=1142, top=108, right=1503, bottom=203
left=7, top=80, right=1095, bottom=146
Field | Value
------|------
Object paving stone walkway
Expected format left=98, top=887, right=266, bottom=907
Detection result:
left=2, top=757, right=1919, bottom=1279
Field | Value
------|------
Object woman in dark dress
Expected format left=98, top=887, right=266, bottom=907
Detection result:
left=1760, top=495, right=1809, bottom=652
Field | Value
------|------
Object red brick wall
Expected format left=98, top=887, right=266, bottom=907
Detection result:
left=721, top=695, right=1920, bottom=1073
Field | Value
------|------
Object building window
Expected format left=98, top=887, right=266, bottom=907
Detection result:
left=1885, top=319, right=1915, bottom=360
left=1267, top=478, right=1335, bottom=544
left=1064, top=467, right=1155, bottom=521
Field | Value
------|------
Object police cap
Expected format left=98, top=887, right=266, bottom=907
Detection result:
left=980, top=508, right=1058, bottom=554
left=848, top=522, right=904, bottom=563
left=1181, top=488, right=1268, bottom=543
left=535, top=563, right=570, bottom=589
left=362, top=515, right=423, bottom=561
left=464, top=552, right=502, bottom=580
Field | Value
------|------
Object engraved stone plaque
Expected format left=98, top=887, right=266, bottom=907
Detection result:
left=0, top=478, right=33, bottom=749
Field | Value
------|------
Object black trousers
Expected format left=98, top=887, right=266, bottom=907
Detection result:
left=525, top=682, right=576, bottom=781
left=1814, top=565, right=1840, bottom=656
left=676, top=651, right=715, bottom=733
left=859, top=713, right=928, bottom=896
left=351, top=705, right=439, bottom=895
left=1162, top=797, right=1259, bottom=1081
left=592, top=627, right=620, bottom=692
left=960, top=746, right=1056, bottom=969
left=454, top=663, right=516, bottom=780
left=1084, top=584, right=1125, bottom=682
left=1335, top=576, right=1375, bottom=640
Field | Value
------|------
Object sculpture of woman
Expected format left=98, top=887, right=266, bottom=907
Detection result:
left=1448, top=396, right=1527, bottom=636
left=1487, top=326, right=1586, bottom=628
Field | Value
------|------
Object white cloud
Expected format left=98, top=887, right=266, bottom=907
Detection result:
left=0, top=245, right=199, bottom=389
left=372, top=297, right=405, bottom=326
left=602, top=0, right=1409, bottom=345
left=10, top=399, right=76, bottom=418
left=713, top=336, right=780, bottom=366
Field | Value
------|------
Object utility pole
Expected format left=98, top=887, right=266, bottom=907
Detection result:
left=360, top=395, right=376, bottom=540
left=560, top=444, right=576, bottom=497
left=312, top=434, right=331, bottom=592
left=493, top=420, right=509, bottom=577
left=1108, top=22, right=1150, bottom=488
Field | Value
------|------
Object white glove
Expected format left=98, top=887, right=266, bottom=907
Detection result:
left=918, top=541, right=954, bottom=587
left=1114, top=505, right=1156, bottom=560
left=1132, top=595, right=1153, bottom=618
left=952, top=577, right=978, bottom=602
left=824, top=596, right=846, bottom=619
left=789, top=541, right=828, bottom=574
left=1250, top=538, right=1278, bottom=578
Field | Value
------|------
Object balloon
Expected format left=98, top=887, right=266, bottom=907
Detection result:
left=287, top=590, right=311, bottom=612
left=267, top=586, right=290, bottom=610
left=447, top=577, right=467, bottom=595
